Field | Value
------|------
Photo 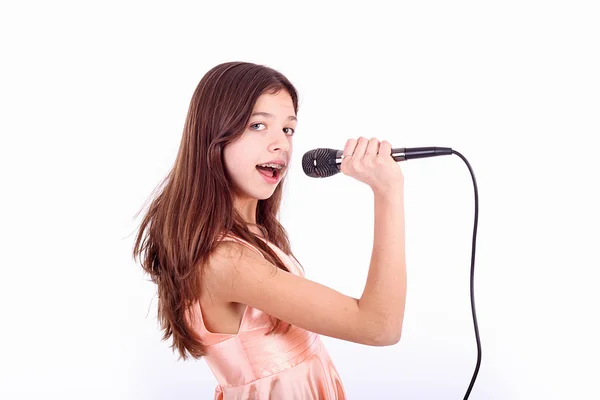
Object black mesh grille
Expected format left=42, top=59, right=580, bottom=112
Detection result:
left=301, top=148, right=340, bottom=178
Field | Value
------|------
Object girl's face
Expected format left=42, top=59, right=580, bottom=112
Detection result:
left=223, top=90, right=297, bottom=202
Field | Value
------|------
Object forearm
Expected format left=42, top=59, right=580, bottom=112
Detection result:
left=358, top=187, right=407, bottom=344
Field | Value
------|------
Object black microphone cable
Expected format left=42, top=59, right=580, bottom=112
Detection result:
left=395, top=148, right=481, bottom=399
left=451, top=149, right=481, bottom=400
left=395, top=149, right=481, bottom=399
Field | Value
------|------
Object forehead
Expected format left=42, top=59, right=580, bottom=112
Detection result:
left=253, top=90, right=295, bottom=114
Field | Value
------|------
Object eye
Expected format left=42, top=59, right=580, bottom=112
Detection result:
left=283, top=127, right=295, bottom=136
left=250, top=123, right=266, bottom=130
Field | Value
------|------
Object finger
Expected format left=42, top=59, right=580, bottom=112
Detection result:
left=378, top=140, right=392, bottom=158
left=340, top=138, right=358, bottom=174
left=365, top=138, right=380, bottom=158
left=343, top=138, right=357, bottom=157
left=353, top=137, right=369, bottom=159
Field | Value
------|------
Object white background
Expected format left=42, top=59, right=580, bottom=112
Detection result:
left=1, top=1, right=599, bottom=399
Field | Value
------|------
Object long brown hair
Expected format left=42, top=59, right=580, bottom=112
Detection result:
left=132, top=61, right=300, bottom=360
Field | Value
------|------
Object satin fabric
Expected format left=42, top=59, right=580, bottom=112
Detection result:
left=188, top=235, right=346, bottom=399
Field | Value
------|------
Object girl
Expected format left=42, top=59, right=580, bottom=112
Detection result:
left=133, top=61, right=407, bottom=399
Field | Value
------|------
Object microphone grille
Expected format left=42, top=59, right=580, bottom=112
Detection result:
left=301, top=148, right=340, bottom=178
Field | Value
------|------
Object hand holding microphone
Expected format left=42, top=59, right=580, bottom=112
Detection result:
left=339, top=137, right=404, bottom=195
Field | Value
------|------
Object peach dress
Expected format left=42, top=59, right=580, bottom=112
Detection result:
left=187, top=235, right=347, bottom=399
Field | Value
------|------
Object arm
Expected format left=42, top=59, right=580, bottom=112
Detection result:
left=358, top=187, right=406, bottom=344
left=205, top=190, right=406, bottom=346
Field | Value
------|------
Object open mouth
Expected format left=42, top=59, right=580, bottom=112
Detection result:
left=256, top=163, right=284, bottom=179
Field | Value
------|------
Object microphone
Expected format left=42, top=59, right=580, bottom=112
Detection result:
left=302, top=146, right=453, bottom=178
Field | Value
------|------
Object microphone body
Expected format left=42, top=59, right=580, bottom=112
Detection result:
left=302, top=146, right=453, bottom=178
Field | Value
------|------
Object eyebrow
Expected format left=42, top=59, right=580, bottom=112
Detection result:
left=251, top=112, right=297, bottom=122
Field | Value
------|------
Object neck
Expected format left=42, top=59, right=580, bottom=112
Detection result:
left=234, top=197, right=257, bottom=222
left=233, top=196, right=262, bottom=235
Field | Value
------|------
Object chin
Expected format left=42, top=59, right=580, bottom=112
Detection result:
left=235, top=173, right=284, bottom=201
left=255, top=189, right=277, bottom=200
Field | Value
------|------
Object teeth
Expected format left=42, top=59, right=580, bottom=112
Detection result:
left=258, top=163, right=284, bottom=169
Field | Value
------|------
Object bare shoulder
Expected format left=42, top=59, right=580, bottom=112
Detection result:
left=204, top=239, right=278, bottom=295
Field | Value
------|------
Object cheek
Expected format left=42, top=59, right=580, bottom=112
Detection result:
left=223, top=145, right=241, bottom=180
left=223, top=142, right=252, bottom=176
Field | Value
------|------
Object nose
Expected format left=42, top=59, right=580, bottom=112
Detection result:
left=268, top=129, right=291, bottom=153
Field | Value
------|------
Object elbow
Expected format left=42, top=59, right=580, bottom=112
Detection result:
left=365, top=320, right=402, bottom=346
left=371, top=328, right=401, bottom=346
left=358, top=312, right=403, bottom=346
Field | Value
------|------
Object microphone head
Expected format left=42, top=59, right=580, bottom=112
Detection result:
left=302, top=148, right=341, bottom=178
